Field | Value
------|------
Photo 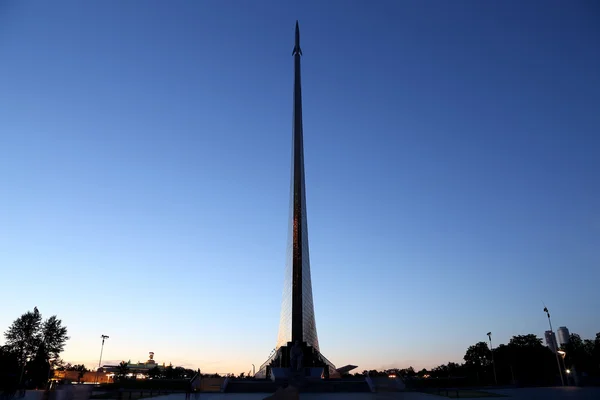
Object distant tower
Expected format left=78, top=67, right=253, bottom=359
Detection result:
left=545, top=330, right=558, bottom=352
left=557, top=327, right=570, bottom=346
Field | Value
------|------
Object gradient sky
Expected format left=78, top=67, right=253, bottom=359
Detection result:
left=1, top=1, right=599, bottom=374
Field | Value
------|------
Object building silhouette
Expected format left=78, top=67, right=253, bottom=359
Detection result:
left=557, top=326, right=570, bottom=346
left=545, top=330, right=558, bottom=353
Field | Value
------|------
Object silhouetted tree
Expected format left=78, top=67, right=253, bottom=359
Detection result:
left=2, top=309, right=69, bottom=390
left=446, top=362, right=465, bottom=377
left=182, top=368, right=195, bottom=379
left=148, top=366, right=161, bottom=379
left=492, top=344, right=516, bottom=384
left=430, top=364, right=448, bottom=378
left=66, top=364, right=88, bottom=383
left=3, top=308, right=69, bottom=371
left=164, top=364, right=174, bottom=379
left=52, top=358, right=65, bottom=371
left=174, top=366, right=187, bottom=379
left=509, top=334, right=542, bottom=348
left=0, top=346, right=20, bottom=391
left=59, top=362, right=72, bottom=372
left=40, top=316, right=69, bottom=359
left=3, top=307, right=43, bottom=364
left=464, top=342, right=491, bottom=368
left=507, top=334, right=556, bottom=385
left=24, top=343, right=51, bottom=389
left=116, top=361, right=130, bottom=381
left=561, top=333, right=597, bottom=376
left=399, top=367, right=416, bottom=377
left=594, top=333, right=600, bottom=375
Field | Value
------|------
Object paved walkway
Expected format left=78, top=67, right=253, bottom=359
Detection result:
left=151, top=393, right=440, bottom=399
left=489, top=386, right=600, bottom=399
left=21, top=390, right=44, bottom=400
left=150, top=387, right=600, bottom=399
left=22, top=386, right=600, bottom=400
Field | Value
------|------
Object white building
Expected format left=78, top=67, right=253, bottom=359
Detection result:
left=557, top=326, right=570, bottom=346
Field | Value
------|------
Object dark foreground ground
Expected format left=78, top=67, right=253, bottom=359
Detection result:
left=17, top=385, right=600, bottom=399
left=111, top=386, right=600, bottom=399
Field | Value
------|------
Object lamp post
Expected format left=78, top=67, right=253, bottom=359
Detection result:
left=46, top=358, right=56, bottom=390
left=558, top=350, right=568, bottom=385
left=487, top=332, right=498, bottom=385
left=544, top=307, right=564, bottom=386
left=19, top=355, right=31, bottom=388
left=95, top=335, right=109, bottom=384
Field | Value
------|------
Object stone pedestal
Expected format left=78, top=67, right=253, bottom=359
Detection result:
left=270, top=367, right=324, bottom=383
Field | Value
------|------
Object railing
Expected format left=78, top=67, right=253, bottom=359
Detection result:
left=315, top=350, right=336, bottom=370
left=258, top=349, right=280, bottom=372
left=256, top=346, right=337, bottom=379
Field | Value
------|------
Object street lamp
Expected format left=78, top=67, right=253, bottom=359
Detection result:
left=487, top=332, right=498, bottom=385
left=558, top=350, right=568, bottom=385
left=544, top=307, right=564, bottom=386
left=47, top=358, right=56, bottom=389
left=19, top=356, right=31, bottom=387
left=95, top=335, right=109, bottom=384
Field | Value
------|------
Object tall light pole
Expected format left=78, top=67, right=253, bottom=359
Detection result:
left=95, top=335, right=109, bottom=384
left=544, top=307, right=564, bottom=386
left=19, top=356, right=31, bottom=387
left=46, top=358, right=56, bottom=390
left=487, top=332, right=498, bottom=385
left=558, top=350, right=568, bottom=385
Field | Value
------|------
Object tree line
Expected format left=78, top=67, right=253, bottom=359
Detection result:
left=0, top=307, right=69, bottom=390
left=113, top=363, right=198, bottom=381
left=361, top=332, right=600, bottom=387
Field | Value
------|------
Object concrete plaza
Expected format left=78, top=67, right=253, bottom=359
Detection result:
left=489, top=386, right=600, bottom=399
left=20, top=386, right=600, bottom=400
left=152, top=393, right=440, bottom=400
left=149, top=386, right=600, bottom=399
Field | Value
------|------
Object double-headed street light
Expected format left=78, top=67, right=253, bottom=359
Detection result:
left=95, top=335, right=110, bottom=384
left=544, top=307, right=565, bottom=386
left=487, top=332, right=498, bottom=385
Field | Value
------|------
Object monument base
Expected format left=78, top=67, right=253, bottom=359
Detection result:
left=256, top=342, right=339, bottom=380
left=270, top=367, right=324, bottom=382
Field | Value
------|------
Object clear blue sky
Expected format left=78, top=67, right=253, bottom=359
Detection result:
left=1, top=1, right=599, bottom=374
